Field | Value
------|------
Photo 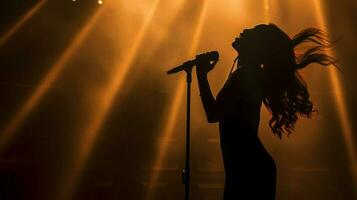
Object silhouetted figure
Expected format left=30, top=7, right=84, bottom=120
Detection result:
left=195, top=24, right=336, bottom=199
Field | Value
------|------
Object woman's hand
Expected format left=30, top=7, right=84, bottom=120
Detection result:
left=196, top=51, right=219, bottom=74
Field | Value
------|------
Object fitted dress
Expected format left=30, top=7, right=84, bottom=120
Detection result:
left=215, top=66, right=276, bottom=200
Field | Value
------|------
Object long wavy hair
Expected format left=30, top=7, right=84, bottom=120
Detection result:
left=255, top=24, right=337, bottom=138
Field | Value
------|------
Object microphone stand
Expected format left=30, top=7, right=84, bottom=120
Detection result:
left=182, top=67, right=192, bottom=200
left=167, top=64, right=193, bottom=200
left=167, top=53, right=218, bottom=200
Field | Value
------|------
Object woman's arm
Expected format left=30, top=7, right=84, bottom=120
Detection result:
left=195, top=52, right=220, bottom=123
left=196, top=71, right=220, bottom=123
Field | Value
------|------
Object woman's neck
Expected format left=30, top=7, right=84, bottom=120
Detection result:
left=238, top=55, right=261, bottom=67
left=238, top=62, right=261, bottom=70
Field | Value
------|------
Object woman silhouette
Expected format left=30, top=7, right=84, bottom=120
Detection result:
left=195, top=24, right=336, bottom=199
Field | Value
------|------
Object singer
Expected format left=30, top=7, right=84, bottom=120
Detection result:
left=195, top=24, right=336, bottom=200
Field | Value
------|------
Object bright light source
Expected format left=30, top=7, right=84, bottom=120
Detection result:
left=98, top=0, right=103, bottom=5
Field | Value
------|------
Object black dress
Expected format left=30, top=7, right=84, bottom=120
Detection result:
left=216, top=66, right=276, bottom=200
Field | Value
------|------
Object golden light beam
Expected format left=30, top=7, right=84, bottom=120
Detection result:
left=312, top=0, right=357, bottom=185
left=0, top=0, right=47, bottom=46
left=145, top=81, right=185, bottom=199
left=56, top=1, right=161, bottom=199
left=0, top=5, right=107, bottom=154
left=264, top=0, right=270, bottom=23
left=146, top=1, right=210, bottom=199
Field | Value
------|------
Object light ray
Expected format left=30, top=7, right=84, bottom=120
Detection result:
left=0, top=0, right=47, bottom=46
left=312, top=0, right=357, bottom=185
left=56, top=1, right=162, bottom=199
left=146, top=0, right=210, bottom=199
left=264, top=0, right=270, bottom=23
left=0, top=5, right=107, bottom=154
left=145, top=81, right=185, bottom=192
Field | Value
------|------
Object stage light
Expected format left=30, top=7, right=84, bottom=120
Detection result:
left=0, top=0, right=47, bottom=47
left=98, top=0, right=103, bottom=5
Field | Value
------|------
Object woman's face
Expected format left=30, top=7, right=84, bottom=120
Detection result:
left=232, top=25, right=267, bottom=54
left=232, top=28, right=251, bottom=52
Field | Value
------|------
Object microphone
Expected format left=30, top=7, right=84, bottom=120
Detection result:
left=167, top=51, right=219, bottom=74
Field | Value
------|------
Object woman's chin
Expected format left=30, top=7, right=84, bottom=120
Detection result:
left=232, top=43, right=239, bottom=52
left=232, top=39, right=240, bottom=50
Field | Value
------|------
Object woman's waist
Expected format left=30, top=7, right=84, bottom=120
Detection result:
left=220, top=138, right=274, bottom=162
left=219, top=120, right=260, bottom=136
left=219, top=131, right=268, bottom=154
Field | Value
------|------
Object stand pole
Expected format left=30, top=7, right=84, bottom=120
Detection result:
left=182, top=69, right=192, bottom=200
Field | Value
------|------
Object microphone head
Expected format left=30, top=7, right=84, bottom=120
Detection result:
left=208, top=51, right=219, bottom=60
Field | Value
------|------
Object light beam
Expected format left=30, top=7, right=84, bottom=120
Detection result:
left=264, top=0, right=270, bottom=23
left=56, top=0, right=161, bottom=199
left=0, top=0, right=47, bottom=47
left=146, top=0, right=210, bottom=199
left=0, top=5, right=107, bottom=154
left=312, top=0, right=357, bottom=186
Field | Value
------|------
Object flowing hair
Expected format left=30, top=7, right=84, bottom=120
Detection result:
left=261, top=25, right=337, bottom=138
